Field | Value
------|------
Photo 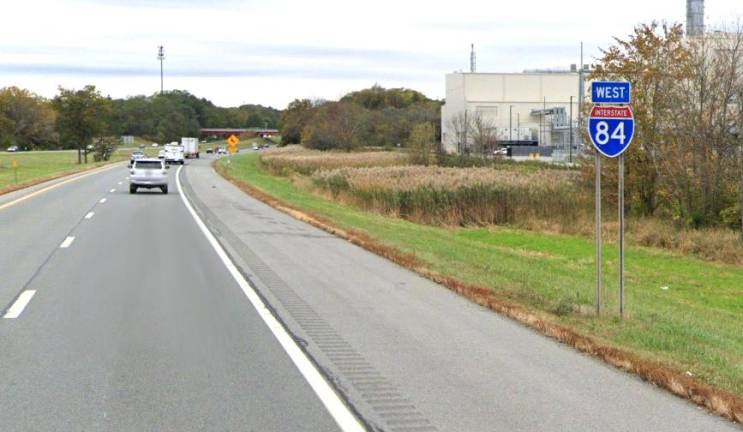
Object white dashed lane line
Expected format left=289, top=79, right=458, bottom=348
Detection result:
left=99, top=198, right=107, bottom=204
left=109, top=189, right=115, bottom=193
left=84, top=211, right=95, bottom=219
left=3, top=290, right=37, bottom=319
left=59, top=236, right=75, bottom=249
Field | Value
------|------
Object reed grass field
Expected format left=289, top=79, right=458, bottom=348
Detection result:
left=261, top=146, right=409, bottom=175
left=312, top=165, right=587, bottom=226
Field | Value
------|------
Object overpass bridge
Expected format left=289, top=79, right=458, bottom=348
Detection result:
left=200, top=128, right=278, bottom=138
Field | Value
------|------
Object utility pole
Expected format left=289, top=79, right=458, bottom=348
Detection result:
left=157, top=45, right=165, bottom=95
left=470, top=43, right=476, bottom=73
left=569, top=95, right=574, bottom=163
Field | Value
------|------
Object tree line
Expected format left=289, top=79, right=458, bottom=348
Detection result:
left=0, top=87, right=281, bottom=153
left=280, top=85, right=442, bottom=151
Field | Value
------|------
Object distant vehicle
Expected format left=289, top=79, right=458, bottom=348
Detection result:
left=217, top=147, right=227, bottom=155
left=86, top=144, right=94, bottom=150
left=158, top=149, right=166, bottom=159
left=181, top=137, right=199, bottom=159
left=6, top=145, right=18, bottom=152
left=252, top=144, right=259, bottom=151
left=206, top=148, right=214, bottom=154
left=163, top=144, right=185, bottom=165
left=493, top=148, right=508, bottom=156
left=129, top=150, right=145, bottom=166
left=129, top=158, right=169, bottom=194
left=151, top=143, right=159, bottom=147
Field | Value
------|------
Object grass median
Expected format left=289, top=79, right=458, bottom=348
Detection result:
left=0, top=149, right=129, bottom=193
left=217, top=152, right=743, bottom=415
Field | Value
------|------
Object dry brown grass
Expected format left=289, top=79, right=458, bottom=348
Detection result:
left=311, top=165, right=587, bottom=226
left=261, top=146, right=409, bottom=175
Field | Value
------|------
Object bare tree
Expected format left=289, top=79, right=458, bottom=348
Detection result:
left=470, top=111, right=497, bottom=156
left=446, top=111, right=470, bottom=154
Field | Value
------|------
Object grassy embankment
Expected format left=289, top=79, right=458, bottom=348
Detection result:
left=0, top=149, right=130, bottom=193
left=216, top=151, right=743, bottom=416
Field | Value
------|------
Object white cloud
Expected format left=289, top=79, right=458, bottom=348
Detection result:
left=1, top=0, right=741, bottom=108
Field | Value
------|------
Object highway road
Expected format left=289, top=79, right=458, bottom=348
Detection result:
left=0, top=158, right=738, bottom=431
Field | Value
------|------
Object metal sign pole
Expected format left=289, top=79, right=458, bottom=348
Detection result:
left=595, top=153, right=602, bottom=316
left=618, top=154, right=625, bottom=319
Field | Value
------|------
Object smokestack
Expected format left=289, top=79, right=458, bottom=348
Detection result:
left=470, top=43, right=476, bottom=73
left=686, top=0, right=704, bottom=36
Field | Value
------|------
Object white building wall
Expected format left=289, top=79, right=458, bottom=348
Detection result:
left=441, top=72, right=581, bottom=153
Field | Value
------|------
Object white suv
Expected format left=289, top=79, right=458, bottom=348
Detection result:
left=129, top=158, right=169, bottom=194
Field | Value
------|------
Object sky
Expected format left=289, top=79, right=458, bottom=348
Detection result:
left=1, top=0, right=741, bottom=109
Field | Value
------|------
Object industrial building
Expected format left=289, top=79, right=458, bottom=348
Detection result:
left=441, top=0, right=711, bottom=160
left=440, top=70, right=583, bottom=160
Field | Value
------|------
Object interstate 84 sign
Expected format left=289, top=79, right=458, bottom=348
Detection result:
left=588, top=105, right=635, bottom=158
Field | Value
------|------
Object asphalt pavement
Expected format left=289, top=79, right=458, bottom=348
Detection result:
left=0, top=163, right=343, bottom=431
left=0, top=157, right=739, bottom=431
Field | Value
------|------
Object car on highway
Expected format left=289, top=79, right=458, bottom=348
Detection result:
left=252, top=144, right=259, bottom=151
left=129, top=150, right=145, bottom=166
left=6, top=145, right=18, bottom=152
left=129, top=158, right=169, bottom=194
left=206, top=148, right=214, bottom=154
left=217, top=147, right=227, bottom=155
left=158, top=149, right=166, bottom=159
left=163, top=144, right=185, bottom=165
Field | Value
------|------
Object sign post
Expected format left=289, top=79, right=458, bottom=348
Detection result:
left=588, top=81, right=634, bottom=319
left=595, top=154, right=602, bottom=316
left=11, top=159, right=18, bottom=184
left=227, top=134, right=240, bottom=154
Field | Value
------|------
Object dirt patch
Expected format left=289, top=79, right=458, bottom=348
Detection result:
left=215, top=162, right=743, bottom=425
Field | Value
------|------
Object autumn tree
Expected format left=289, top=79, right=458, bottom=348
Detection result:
left=408, top=122, right=436, bottom=165
left=590, top=22, right=692, bottom=217
left=0, top=87, right=57, bottom=149
left=52, top=85, right=111, bottom=163
left=304, top=102, right=364, bottom=151
left=591, top=22, right=743, bottom=228
left=280, top=99, right=315, bottom=145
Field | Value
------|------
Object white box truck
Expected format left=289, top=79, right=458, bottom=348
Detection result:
left=181, top=137, right=199, bottom=159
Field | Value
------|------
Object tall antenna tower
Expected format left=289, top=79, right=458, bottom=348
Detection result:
left=157, top=45, right=165, bottom=95
left=686, top=0, right=704, bottom=36
left=470, top=43, right=476, bottom=73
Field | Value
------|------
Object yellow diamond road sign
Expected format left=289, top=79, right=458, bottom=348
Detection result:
left=227, top=135, right=239, bottom=154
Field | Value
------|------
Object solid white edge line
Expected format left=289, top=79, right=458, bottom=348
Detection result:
left=99, top=198, right=107, bottom=203
left=59, top=236, right=75, bottom=248
left=85, top=211, right=95, bottom=219
left=3, top=290, right=37, bottom=319
left=175, top=166, right=365, bottom=432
